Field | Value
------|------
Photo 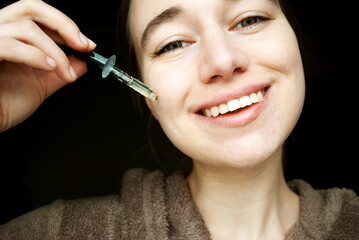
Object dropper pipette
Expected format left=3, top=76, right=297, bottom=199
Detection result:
left=73, top=50, right=158, bottom=102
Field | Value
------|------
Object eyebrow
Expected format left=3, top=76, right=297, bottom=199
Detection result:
left=141, top=6, right=183, bottom=50
left=140, top=0, right=279, bottom=50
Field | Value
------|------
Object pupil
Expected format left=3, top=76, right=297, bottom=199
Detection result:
left=243, top=17, right=257, bottom=27
left=171, top=42, right=181, bottom=49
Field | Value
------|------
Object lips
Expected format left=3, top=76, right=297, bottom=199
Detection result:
left=201, top=90, right=264, bottom=117
left=195, top=84, right=269, bottom=126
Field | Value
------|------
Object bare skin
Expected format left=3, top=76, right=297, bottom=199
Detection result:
left=128, top=0, right=305, bottom=238
left=0, top=0, right=96, bottom=132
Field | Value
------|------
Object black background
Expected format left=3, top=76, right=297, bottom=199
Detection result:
left=0, top=0, right=358, bottom=224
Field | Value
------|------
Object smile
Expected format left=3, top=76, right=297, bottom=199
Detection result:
left=200, top=90, right=265, bottom=117
left=195, top=84, right=270, bottom=127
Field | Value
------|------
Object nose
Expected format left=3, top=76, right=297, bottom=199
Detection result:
left=199, top=32, right=249, bottom=84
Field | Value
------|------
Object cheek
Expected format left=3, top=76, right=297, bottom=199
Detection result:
left=250, top=23, right=303, bottom=77
left=142, top=61, right=201, bottom=156
left=250, top=22, right=305, bottom=118
left=142, top=61, right=191, bottom=121
left=243, top=22, right=305, bottom=151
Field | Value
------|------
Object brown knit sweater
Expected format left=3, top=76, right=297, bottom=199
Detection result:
left=0, top=169, right=358, bottom=239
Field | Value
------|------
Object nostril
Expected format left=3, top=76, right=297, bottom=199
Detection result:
left=234, top=67, right=244, bottom=74
left=209, top=75, right=221, bottom=82
left=208, top=67, right=243, bottom=83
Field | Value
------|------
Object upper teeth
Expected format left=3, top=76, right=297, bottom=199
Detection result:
left=202, top=91, right=264, bottom=117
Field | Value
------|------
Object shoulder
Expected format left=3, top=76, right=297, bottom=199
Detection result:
left=119, top=168, right=167, bottom=211
left=323, top=185, right=359, bottom=239
left=288, top=179, right=359, bottom=239
left=0, top=169, right=166, bottom=240
left=57, top=194, right=122, bottom=239
left=0, top=199, right=65, bottom=239
left=58, top=169, right=167, bottom=238
left=0, top=194, right=121, bottom=239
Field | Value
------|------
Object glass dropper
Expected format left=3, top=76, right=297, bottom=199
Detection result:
left=76, top=50, right=158, bottom=102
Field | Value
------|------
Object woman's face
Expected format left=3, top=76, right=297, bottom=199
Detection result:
left=128, top=0, right=305, bottom=168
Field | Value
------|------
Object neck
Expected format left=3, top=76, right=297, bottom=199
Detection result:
left=187, top=148, right=299, bottom=240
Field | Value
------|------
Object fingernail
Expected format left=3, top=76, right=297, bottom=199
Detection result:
left=88, top=39, right=97, bottom=48
left=79, top=32, right=89, bottom=46
left=69, top=65, right=77, bottom=79
left=46, top=56, right=56, bottom=68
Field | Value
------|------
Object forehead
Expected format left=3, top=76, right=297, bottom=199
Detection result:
left=129, top=0, right=278, bottom=16
left=128, top=0, right=280, bottom=53
left=129, top=0, right=278, bottom=34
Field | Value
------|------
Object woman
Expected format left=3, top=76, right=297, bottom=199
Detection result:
left=0, top=0, right=358, bottom=239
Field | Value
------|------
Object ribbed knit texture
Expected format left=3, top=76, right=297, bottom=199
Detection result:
left=1, top=169, right=358, bottom=239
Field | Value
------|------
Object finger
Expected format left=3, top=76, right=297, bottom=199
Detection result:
left=39, top=26, right=96, bottom=51
left=0, top=0, right=95, bottom=51
left=38, top=54, right=88, bottom=98
left=68, top=54, right=88, bottom=78
left=0, top=37, right=56, bottom=71
left=38, top=25, right=66, bottom=45
left=0, top=20, right=79, bottom=82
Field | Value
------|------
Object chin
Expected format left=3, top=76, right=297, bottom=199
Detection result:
left=186, top=131, right=285, bottom=170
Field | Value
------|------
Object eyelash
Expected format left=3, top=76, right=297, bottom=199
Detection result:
left=154, top=41, right=190, bottom=56
left=232, top=15, right=271, bottom=31
left=154, top=15, right=270, bottom=56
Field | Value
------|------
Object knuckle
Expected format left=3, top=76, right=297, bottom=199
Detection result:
left=17, top=20, right=42, bottom=39
left=19, top=0, right=38, bottom=10
left=0, top=37, right=17, bottom=62
left=17, top=0, right=44, bottom=20
left=0, top=37, right=14, bottom=50
left=19, top=19, right=37, bottom=31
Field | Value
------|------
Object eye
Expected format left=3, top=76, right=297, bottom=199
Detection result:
left=155, top=40, right=190, bottom=56
left=233, top=15, right=270, bottom=31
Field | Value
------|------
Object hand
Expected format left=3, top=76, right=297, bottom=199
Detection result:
left=0, top=0, right=96, bottom=132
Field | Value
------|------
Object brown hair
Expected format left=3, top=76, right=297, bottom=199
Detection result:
left=115, top=0, right=300, bottom=174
